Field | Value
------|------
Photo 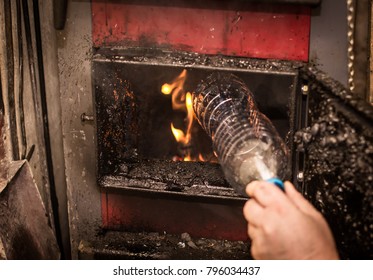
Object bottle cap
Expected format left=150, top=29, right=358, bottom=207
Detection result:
left=266, top=177, right=285, bottom=191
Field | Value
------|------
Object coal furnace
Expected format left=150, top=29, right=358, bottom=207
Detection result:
left=0, top=0, right=371, bottom=260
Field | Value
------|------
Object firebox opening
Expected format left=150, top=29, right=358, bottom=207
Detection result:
left=94, top=51, right=297, bottom=198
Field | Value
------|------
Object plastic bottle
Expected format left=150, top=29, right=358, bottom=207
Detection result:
left=192, top=72, right=289, bottom=196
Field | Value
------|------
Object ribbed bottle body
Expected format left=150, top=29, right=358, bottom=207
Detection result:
left=193, top=73, right=289, bottom=196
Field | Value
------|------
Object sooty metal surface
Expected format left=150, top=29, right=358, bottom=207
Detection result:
left=296, top=66, right=373, bottom=259
left=78, top=231, right=251, bottom=260
left=100, top=160, right=236, bottom=199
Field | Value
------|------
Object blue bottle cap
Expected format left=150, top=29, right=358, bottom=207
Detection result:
left=266, top=177, right=285, bottom=191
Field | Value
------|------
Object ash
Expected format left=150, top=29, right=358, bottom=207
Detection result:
left=78, top=231, right=251, bottom=260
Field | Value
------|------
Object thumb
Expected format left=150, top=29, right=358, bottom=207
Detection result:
left=284, top=181, right=318, bottom=215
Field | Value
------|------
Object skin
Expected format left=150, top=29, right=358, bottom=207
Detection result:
left=243, top=180, right=339, bottom=260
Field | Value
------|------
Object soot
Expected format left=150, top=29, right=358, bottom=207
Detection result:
left=295, top=66, right=373, bottom=259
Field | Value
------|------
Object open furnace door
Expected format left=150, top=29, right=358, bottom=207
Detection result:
left=296, top=66, right=373, bottom=259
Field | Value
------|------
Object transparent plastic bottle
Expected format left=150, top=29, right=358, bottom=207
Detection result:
left=192, top=73, right=289, bottom=196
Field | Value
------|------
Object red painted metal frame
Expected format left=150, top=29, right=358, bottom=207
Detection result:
left=101, top=192, right=248, bottom=241
left=92, top=1, right=311, bottom=61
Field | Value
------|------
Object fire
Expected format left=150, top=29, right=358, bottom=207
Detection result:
left=198, top=154, right=205, bottom=161
left=185, top=92, right=194, bottom=139
left=161, top=70, right=196, bottom=161
left=170, top=123, right=187, bottom=144
left=161, top=69, right=188, bottom=111
left=161, top=84, right=172, bottom=95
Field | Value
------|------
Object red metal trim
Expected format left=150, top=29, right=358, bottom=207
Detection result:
left=92, top=1, right=311, bottom=61
left=101, top=192, right=109, bottom=227
left=103, top=192, right=248, bottom=241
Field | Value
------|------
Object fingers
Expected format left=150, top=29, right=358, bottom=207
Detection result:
left=243, top=199, right=265, bottom=227
left=248, top=227, right=266, bottom=260
left=246, top=180, right=318, bottom=216
left=284, top=181, right=318, bottom=215
left=246, top=180, right=287, bottom=207
left=247, top=223, right=259, bottom=240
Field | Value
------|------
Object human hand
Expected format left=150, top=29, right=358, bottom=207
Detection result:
left=243, top=180, right=339, bottom=260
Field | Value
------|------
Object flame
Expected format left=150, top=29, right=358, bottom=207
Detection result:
left=161, top=69, right=188, bottom=111
left=170, top=93, right=193, bottom=147
left=185, top=92, right=194, bottom=138
left=161, top=70, right=195, bottom=161
left=161, top=84, right=173, bottom=95
left=184, top=155, right=192, bottom=162
left=170, top=123, right=187, bottom=144
left=162, top=70, right=212, bottom=162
